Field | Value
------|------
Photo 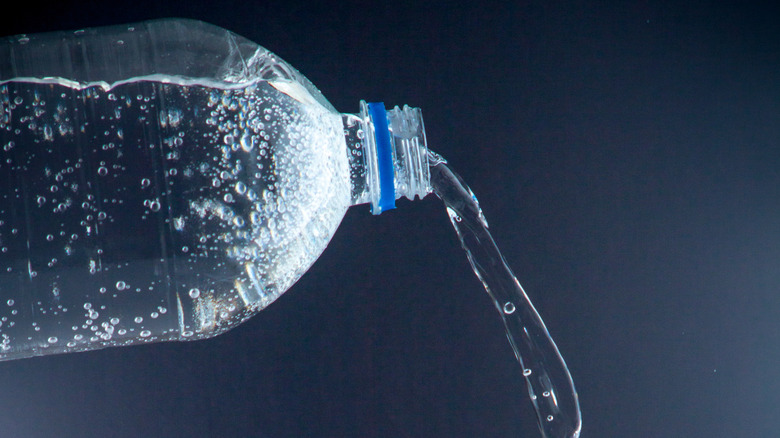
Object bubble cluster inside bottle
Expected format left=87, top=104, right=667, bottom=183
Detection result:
left=0, top=76, right=350, bottom=359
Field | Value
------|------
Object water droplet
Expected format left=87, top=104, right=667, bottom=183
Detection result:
left=116, top=280, right=126, bottom=290
left=134, top=316, right=143, bottom=323
left=6, top=300, right=14, bottom=306
left=546, top=415, right=554, bottom=422
left=47, top=336, right=58, bottom=344
left=140, top=330, right=151, bottom=338
left=523, top=368, right=532, bottom=376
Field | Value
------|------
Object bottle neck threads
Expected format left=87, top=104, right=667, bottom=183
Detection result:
left=343, top=101, right=431, bottom=214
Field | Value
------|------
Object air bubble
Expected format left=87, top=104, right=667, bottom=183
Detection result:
left=188, top=288, right=200, bottom=299
left=503, top=302, right=516, bottom=314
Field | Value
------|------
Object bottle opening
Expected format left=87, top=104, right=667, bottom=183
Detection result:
left=360, top=101, right=431, bottom=215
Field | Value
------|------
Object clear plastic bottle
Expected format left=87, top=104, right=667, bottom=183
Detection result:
left=0, top=19, right=430, bottom=360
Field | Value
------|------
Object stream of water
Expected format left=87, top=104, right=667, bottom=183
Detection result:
left=429, top=152, right=581, bottom=438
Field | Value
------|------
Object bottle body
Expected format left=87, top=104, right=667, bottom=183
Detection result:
left=0, top=20, right=356, bottom=359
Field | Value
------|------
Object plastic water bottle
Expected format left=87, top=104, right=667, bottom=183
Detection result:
left=0, top=19, right=430, bottom=360
left=1, top=20, right=584, bottom=438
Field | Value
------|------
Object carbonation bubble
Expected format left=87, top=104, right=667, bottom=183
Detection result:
left=188, top=288, right=200, bottom=299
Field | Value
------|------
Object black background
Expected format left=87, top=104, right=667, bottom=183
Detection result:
left=2, top=1, right=780, bottom=437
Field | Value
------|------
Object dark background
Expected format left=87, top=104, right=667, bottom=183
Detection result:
left=2, top=1, right=780, bottom=437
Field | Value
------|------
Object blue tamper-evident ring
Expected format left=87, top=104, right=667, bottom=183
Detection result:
left=368, top=102, right=396, bottom=213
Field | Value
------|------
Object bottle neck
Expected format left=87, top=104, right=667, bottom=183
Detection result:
left=343, top=101, right=431, bottom=214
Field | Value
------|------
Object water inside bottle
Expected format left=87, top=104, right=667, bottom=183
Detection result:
left=0, top=76, right=350, bottom=359
left=429, top=153, right=582, bottom=438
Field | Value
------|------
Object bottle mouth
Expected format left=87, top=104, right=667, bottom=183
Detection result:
left=360, top=101, right=430, bottom=214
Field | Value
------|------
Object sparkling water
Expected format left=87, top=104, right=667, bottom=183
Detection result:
left=0, top=76, right=350, bottom=359
left=430, top=155, right=582, bottom=438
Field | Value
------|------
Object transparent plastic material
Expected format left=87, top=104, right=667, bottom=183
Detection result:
left=0, top=19, right=429, bottom=360
left=1, top=19, right=582, bottom=438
